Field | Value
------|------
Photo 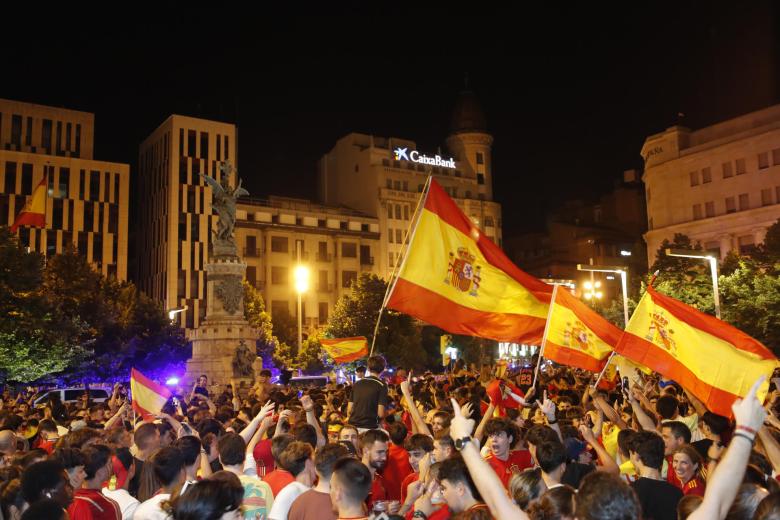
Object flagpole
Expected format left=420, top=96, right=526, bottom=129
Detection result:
left=369, top=176, right=434, bottom=357
left=532, top=284, right=559, bottom=388
left=591, top=351, right=616, bottom=389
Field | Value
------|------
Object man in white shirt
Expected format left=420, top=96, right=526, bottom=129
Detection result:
left=268, top=441, right=316, bottom=520
left=133, top=446, right=185, bottom=520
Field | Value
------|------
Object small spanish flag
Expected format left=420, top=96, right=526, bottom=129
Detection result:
left=543, top=286, right=619, bottom=373
left=386, top=179, right=551, bottom=344
left=321, top=336, right=368, bottom=363
left=10, top=174, right=47, bottom=232
left=130, top=368, right=172, bottom=421
left=615, top=286, right=779, bottom=417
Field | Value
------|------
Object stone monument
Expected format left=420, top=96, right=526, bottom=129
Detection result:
left=185, top=163, right=263, bottom=386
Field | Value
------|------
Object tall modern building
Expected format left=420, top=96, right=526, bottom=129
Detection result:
left=0, top=99, right=130, bottom=279
left=318, top=90, right=502, bottom=277
left=642, top=104, right=780, bottom=266
left=235, top=196, right=381, bottom=329
left=137, top=115, right=237, bottom=329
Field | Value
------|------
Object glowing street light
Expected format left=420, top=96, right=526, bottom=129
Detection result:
left=294, top=264, right=310, bottom=353
left=577, top=264, right=629, bottom=328
left=582, top=280, right=603, bottom=300
left=168, top=306, right=188, bottom=322
left=665, top=248, right=721, bottom=319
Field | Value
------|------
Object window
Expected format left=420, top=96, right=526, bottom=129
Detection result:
left=20, top=164, right=32, bottom=194
left=700, top=168, right=711, bottom=183
left=341, top=242, right=357, bottom=258
left=484, top=216, right=495, bottom=227
left=738, top=235, right=756, bottom=254
left=394, top=181, right=401, bottom=190
left=395, top=229, right=402, bottom=244
left=476, top=152, right=484, bottom=165
left=271, top=266, right=288, bottom=285
left=79, top=170, right=85, bottom=199
left=404, top=206, right=410, bottom=220
left=693, top=204, right=702, bottom=220
left=403, top=181, right=408, bottom=191
left=477, top=173, right=485, bottom=185
left=465, top=190, right=472, bottom=198
left=387, top=205, right=393, bottom=219
left=25, top=117, right=32, bottom=147
left=42, top=119, right=52, bottom=153
left=389, top=252, right=394, bottom=268
left=689, top=171, right=699, bottom=186
left=93, top=233, right=103, bottom=263
left=739, top=193, right=749, bottom=211
left=245, top=235, right=257, bottom=256
left=774, top=148, right=780, bottom=166
left=200, top=132, right=208, bottom=159
left=736, top=158, right=746, bottom=175
left=10, top=115, right=21, bottom=147
left=722, top=162, right=733, bottom=178
left=319, top=302, right=328, bottom=322
left=188, top=130, right=196, bottom=156
left=318, top=270, right=328, bottom=290
left=271, top=236, right=289, bottom=253
left=109, top=205, right=118, bottom=234
left=53, top=199, right=63, bottom=229
left=418, top=184, right=424, bottom=192
left=386, top=179, right=392, bottom=189
left=65, top=122, right=71, bottom=152
left=59, top=168, right=70, bottom=198
left=90, top=171, right=100, bottom=200
left=725, top=196, right=736, bottom=213
left=342, top=270, right=357, bottom=288
left=759, top=152, right=770, bottom=170
left=705, top=201, right=715, bottom=217
left=224, top=135, right=230, bottom=160
left=388, top=228, right=393, bottom=243
left=55, top=121, right=62, bottom=155
left=271, top=301, right=288, bottom=316
left=762, top=188, right=773, bottom=206
left=395, top=205, right=401, bottom=219
left=776, top=186, right=780, bottom=204
left=360, top=245, right=371, bottom=265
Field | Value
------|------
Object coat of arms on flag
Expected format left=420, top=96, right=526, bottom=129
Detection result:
left=563, top=320, right=596, bottom=353
left=445, top=247, right=482, bottom=296
left=645, top=310, right=677, bottom=354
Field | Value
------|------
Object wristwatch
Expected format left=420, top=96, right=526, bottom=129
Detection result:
left=454, top=436, right=473, bottom=451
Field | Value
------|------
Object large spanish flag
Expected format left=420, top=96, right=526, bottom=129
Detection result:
left=543, top=286, right=619, bottom=372
left=10, top=174, right=47, bottom=232
left=386, top=179, right=551, bottom=343
left=321, top=337, right=368, bottom=363
left=130, top=368, right=172, bottom=421
left=615, top=286, right=778, bottom=417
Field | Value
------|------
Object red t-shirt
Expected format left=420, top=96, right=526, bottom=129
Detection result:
left=68, top=488, right=121, bottom=520
left=669, top=473, right=706, bottom=497
left=263, top=469, right=295, bottom=497
left=485, top=449, right=534, bottom=488
left=253, top=438, right=275, bottom=478
left=400, top=472, right=419, bottom=504
left=383, top=443, right=413, bottom=500
left=366, top=473, right=387, bottom=511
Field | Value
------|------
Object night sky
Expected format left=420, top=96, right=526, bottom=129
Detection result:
left=3, top=3, right=778, bottom=237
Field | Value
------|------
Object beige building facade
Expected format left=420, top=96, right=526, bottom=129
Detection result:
left=236, top=196, right=381, bottom=329
left=642, top=104, right=780, bottom=266
left=137, top=115, right=237, bottom=329
left=0, top=99, right=129, bottom=279
left=318, top=91, right=502, bottom=277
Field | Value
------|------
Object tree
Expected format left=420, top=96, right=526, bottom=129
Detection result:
left=243, top=281, right=276, bottom=367
left=325, top=273, right=421, bottom=369
left=649, top=234, right=716, bottom=315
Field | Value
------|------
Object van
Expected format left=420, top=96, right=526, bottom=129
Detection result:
left=32, top=388, right=110, bottom=407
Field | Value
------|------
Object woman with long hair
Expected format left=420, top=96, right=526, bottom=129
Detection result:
left=671, top=445, right=706, bottom=497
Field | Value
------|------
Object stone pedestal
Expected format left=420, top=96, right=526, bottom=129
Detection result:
left=185, top=257, right=261, bottom=387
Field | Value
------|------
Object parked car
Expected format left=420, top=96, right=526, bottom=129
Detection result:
left=32, top=388, right=109, bottom=407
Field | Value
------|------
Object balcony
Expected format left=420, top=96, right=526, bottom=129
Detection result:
left=317, top=283, right=334, bottom=293
left=316, top=252, right=333, bottom=262
left=360, top=256, right=374, bottom=266
left=291, top=251, right=310, bottom=261
left=243, top=247, right=263, bottom=258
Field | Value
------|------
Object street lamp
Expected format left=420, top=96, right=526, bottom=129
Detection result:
left=577, top=264, right=630, bottom=328
left=294, top=265, right=310, bottom=353
left=582, top=281, right=603, bottom=301
left=665, top=248, right=721, bottom=319
left=168, top=306, right=188, bottom=322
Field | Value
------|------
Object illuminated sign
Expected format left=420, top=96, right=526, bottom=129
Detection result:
left=393, top=147, right=456, bottom=169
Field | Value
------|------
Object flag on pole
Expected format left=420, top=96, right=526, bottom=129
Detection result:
left=130, top=368, right=172, bottom=421
left=614, top=286, right=779, bottom=417
left=10, top=174, right=47, bottom=232
left=321, top=337, right=368, bottom=363
left=542, top=286, right=620, bottom=372
left=386, top=179, right=552, bottom=344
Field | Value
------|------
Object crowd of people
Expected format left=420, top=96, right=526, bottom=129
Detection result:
left=0, top=354, right=778, bottom=520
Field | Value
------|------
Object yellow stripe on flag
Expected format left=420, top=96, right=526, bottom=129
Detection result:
left=130, top=368, right=171, bottom=420
left=321, top=337, right=368, bottom=363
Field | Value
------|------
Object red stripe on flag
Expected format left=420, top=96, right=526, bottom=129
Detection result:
left=543, top=342, right=608, bottom=373
left=9, top=212, right=45, bottom=233
left=333, top=347, right=369, bottom=363
left=131, top=401, right=158, bottom=422
left=647, top=287, right=775, bottom=360
left=616, top=331, right=742, bottom=417
left=423, top=180, right=552, bottom=303
left=387, top=277, right=547, bottom=344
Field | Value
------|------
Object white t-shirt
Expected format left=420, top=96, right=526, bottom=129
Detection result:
left=103, top=487, right=140, bottom=520
left=268, top=481, right=309, bottom=520
left=132, top=493, right=170, bottom=520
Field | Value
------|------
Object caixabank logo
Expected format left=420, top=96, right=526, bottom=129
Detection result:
left=393, top=147, right=456, bottom=169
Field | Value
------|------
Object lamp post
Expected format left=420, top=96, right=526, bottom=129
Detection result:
left=577, top=264, right=630, bottom=328
left=294, top=253, right=310, bottom=357
left=167, top=306, right=188, bottom=323
left=665, top=248, right=721, bottom=319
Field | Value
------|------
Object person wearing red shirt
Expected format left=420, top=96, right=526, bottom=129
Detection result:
left=399, top=434, right=434, bottom=504
left=383, top=423, right=413, bottom=500
left=263, top=434, right=296, bottom=496
left=670, top=446, right=706, bottom=497
left=360, top=429, right=390, bottom=511
left=483, top=418, right=532, bottom=488
left=68, top=444, right=121, bottom=520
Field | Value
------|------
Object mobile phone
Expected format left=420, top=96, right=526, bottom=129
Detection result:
left=297, top=390, right=303, bottom=398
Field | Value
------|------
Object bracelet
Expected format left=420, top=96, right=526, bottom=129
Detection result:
left=736, top=425, right=757, bottom=435
left=732, top=432, right=756, bottom=444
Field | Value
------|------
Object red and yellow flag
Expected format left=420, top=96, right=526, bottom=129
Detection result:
left=386, top=179, right=551, bottom=343
left=130, top=368, right=172, bottom=421
left=10, top=174, right=47, bottom=232
left=543, top=286, right=620, bottom=373
left=321, top=336, right=368, bottom=363
left=615, top=286, right=778, bottom=417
